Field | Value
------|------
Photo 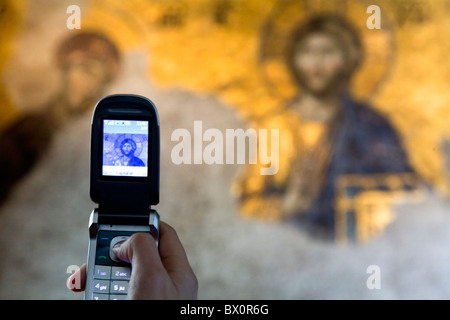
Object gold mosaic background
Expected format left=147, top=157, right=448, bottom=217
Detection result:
left=2, top=0, right=450, bottom=300
left=2, top=0, right=450, bottom=195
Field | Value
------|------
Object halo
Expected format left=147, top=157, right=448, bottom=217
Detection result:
left=114, top=134, right=144, bottom=158
left=258, top=0, right=396, bottom=102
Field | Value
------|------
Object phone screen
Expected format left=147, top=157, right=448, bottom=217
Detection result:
left=101, top=119, right=149, bottom=178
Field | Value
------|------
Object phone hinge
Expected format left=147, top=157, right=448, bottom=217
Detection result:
left=97, top=203, right=153, bottom=226
left=88, top=209, right=160, bottom=245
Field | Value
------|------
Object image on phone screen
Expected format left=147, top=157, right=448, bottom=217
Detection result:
left=101, top=119, right=149, bottom=178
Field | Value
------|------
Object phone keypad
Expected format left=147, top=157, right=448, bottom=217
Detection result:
left=92, top=265, right=131, bottom=300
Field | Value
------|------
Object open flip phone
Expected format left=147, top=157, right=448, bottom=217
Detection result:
left=85, top=94, right=160, bottom=300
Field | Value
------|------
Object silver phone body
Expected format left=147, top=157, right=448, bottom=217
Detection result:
left=84, top=209, right=160, bottom=300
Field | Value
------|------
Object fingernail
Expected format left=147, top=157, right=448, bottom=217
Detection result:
left=112, top=241, right=125, bottom=250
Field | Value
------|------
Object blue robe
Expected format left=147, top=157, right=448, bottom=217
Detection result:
left=300, top=94, right=415, bottom=236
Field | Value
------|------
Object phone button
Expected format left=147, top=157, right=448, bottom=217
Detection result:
left=94, top=265, right=111, bottom=280
left=111, top=266, right=131, bottom=280
left=110, top=280, right=129, bottom=294
left=109, top=236, right=129, bottom=262
left=109, top=294, right=127, bottom=300
left=93, top=280, right=110, bottom=294
left=93, top=293, right=109, bottom=300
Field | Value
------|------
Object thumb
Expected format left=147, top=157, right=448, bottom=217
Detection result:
left=111, top=239, right=131, bottom=263
left=111, top=233, right=163, bottom=270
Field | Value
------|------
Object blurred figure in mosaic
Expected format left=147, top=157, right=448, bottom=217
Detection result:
left=235, top=15, right=417, bottom=240
left=0, top=32, right=120, bottom=205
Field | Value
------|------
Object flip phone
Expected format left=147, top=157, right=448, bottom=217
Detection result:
left=85, top=94, right=160, bottom=300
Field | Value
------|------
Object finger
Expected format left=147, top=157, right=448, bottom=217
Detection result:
left=158, top=221, right=194, bottom=275
left=68, top=263, right=86, bottom=292
left=158, top=222, right=198, bottom=298
left=112, top=232, right=166, bottom=275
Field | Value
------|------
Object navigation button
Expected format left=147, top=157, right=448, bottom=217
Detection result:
left=109, top=236, right=130, bottom=262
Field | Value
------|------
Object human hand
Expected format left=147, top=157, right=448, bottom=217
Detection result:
left=69, top=221, right=198, bottom=299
